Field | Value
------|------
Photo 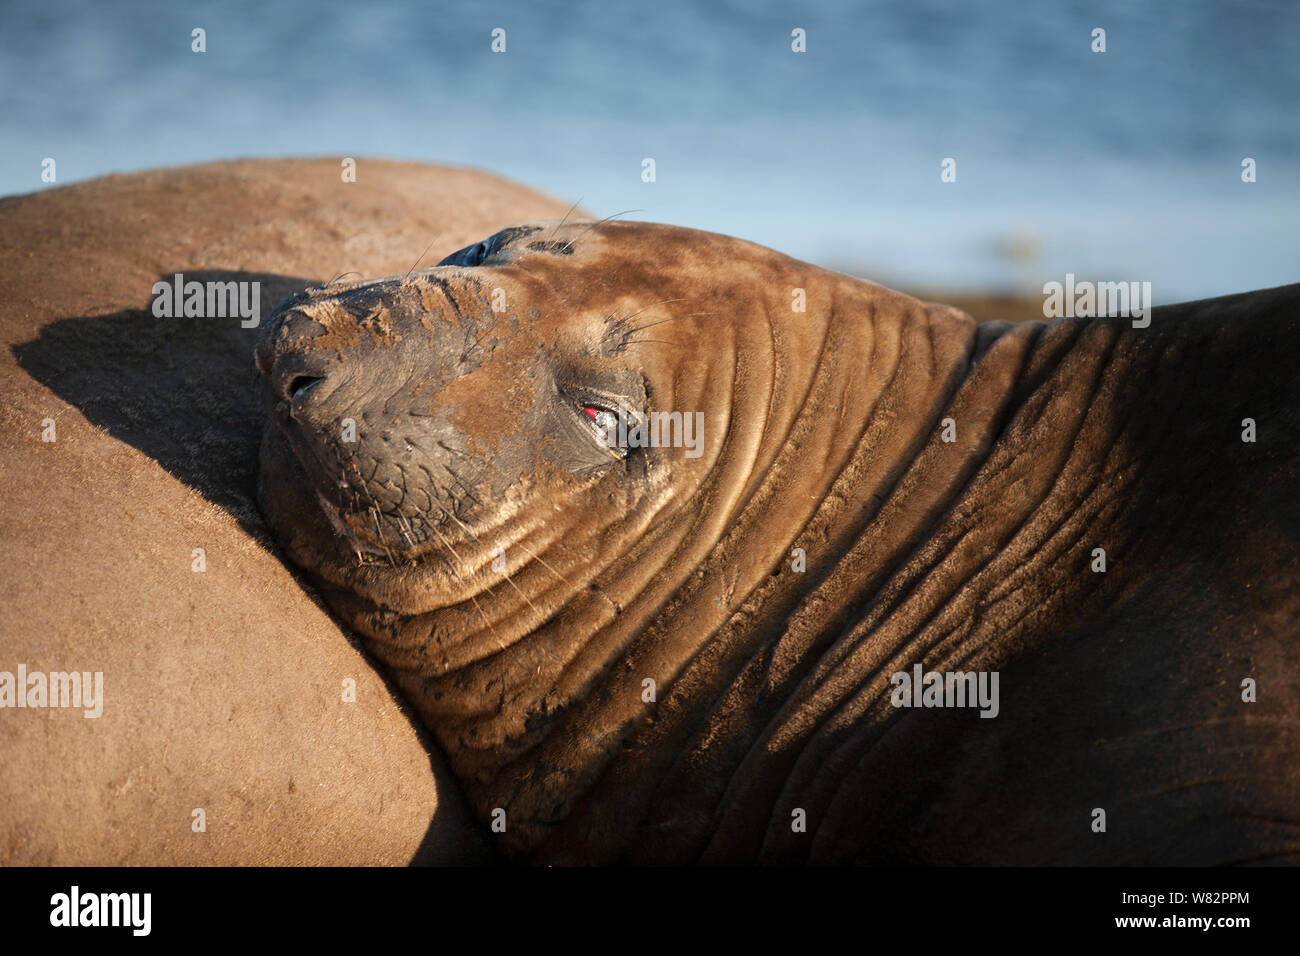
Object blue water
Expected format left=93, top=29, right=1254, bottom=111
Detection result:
left=2, top=0, right=1297, bottom=300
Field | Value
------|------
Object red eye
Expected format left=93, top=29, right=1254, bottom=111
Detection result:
left=583, top=406, right=599, bottom=420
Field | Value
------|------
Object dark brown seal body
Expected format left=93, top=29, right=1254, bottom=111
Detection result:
left=257, top=220, right=1300, bottom=864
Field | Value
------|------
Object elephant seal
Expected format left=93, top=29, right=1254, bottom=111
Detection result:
left=256, top=220, right=1300, bottom=864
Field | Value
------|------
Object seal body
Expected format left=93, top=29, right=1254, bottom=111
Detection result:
left=1, top=158, right=580, bottom=865
left=257, top=221, right=1300, bottom=864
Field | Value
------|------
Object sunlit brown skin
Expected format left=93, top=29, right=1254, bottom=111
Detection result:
left=258, top=221, right=1300, bottom=864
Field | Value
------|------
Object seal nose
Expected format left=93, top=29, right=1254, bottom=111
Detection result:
left=270, top=353, right=335, bottom=410
left=258, top=306, right=340, bottom=411
left=283, top=374, right=326, bottom=404
left=256, top=304, right=327, bottom=377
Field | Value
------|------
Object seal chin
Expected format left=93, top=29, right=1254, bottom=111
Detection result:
left=309, top=485, right=468, bottom=569
left=313, top=492, right=394, bottom=563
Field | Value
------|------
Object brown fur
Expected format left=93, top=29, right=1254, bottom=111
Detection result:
left=259, top=220, right=1300, bottom=864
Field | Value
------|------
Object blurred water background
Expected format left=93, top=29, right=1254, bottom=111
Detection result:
left=2, top=0, right=1297, bottom=301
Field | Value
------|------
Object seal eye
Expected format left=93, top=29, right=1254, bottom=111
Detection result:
left=581, top=405, right=628, bottom=460
left=464, top=239, right=493, bottom=266
left=585, top=407, right=618, bottom=431
left=437, top=231, right=506, bottom=268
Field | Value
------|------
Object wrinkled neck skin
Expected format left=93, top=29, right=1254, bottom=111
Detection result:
left=297, top=269, right=1292, bottom=863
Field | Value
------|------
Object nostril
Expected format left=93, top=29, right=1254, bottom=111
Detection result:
left=269, top=349, right=334, bottom=405
left=286, top=375, right=325, bottom=403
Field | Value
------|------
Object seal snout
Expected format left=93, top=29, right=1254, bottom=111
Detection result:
left=256, top=304, right=342, bottom=414
left=275, top=366, right=328, bottom=407
left=286, top=374, right=324, bottom=402
left=266, top=348, right=337, bottom=417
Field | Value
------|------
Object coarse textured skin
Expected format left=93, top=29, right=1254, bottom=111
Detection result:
left=0, top=158, right=583, bottom=865
left=259, top=220, right=1300, bottom=865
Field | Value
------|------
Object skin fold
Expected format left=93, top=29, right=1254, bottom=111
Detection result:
left=256, top=220, right=1300, bottom=864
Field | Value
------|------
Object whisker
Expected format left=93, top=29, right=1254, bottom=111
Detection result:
left=562, top=209, right=643, bottom=251
left=626, top=310, right=721, bottom=334
left=623, top=338, right=688, bottom=349
left=513, top=539, right=579, bottom=591
left=612, top=297, right=693, bottom=325
left=499, top=570, right=542, bottom=619
left=405, top=233, right=443, bottom=278
left=435, top=458, right=584, bottom=600
left=440, top=508, right=482, bottom=545
left=442, top=504, right=544, bottom=618
left=396, top=514, right=418, bottom=549
left=369, top=505, right=397, bottom=567
left=549, top=198, right=584, bottom=238
left=422, top=515, right=504, bottom=648
left=425, top=504, right=503, bottom=608
left=466, top=590, right=505, bottom=651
